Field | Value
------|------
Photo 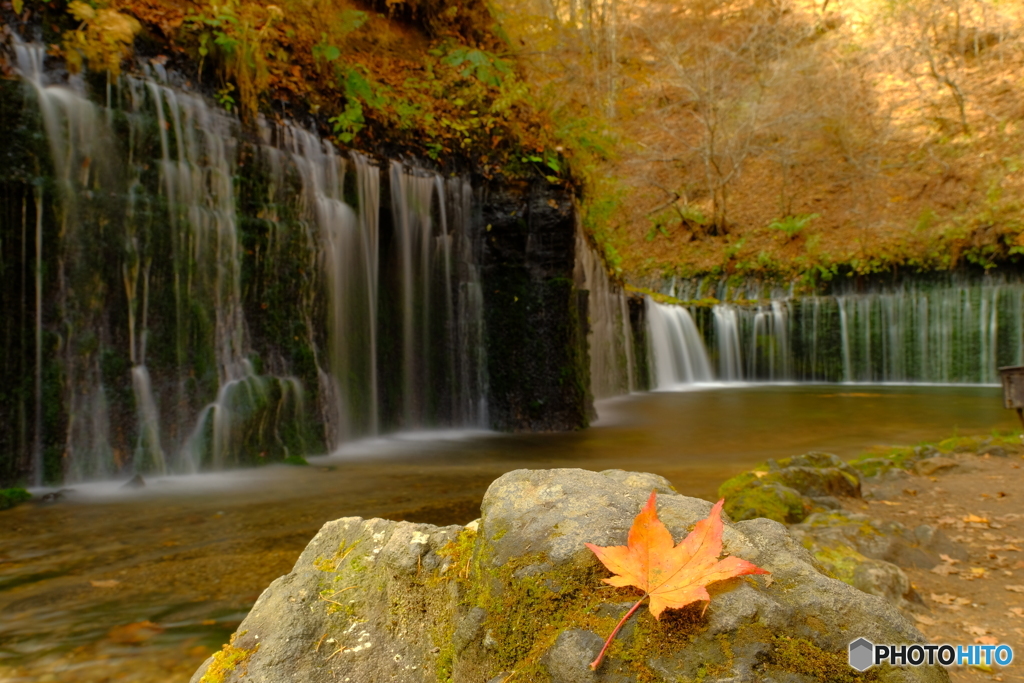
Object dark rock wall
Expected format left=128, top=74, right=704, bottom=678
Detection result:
left=479, top=181, right=591, bottom=432
left=628, top=294, right=650, bottom=392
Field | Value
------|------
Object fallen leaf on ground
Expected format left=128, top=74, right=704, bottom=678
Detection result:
left=964, top=624, right=988, bottom=636
left=914, top=614, right=938, bottom=625
left=1005, top=585, right=1024, bottom=593
left=90, top=579, right=120, bottom=588
left=940, top=554, right=961, bottom=564
left=964, top=514, right=990, bottom=524
left=107, top=620, right=164, bottom=644
left=930, top=593, right=971, bottom=605
left=932, top=564, right=960, bottom=576
left=880, top=501, right=901, bottom=506
left=969, top=567, right=988, bottom=577
left=585, top=492, right=768, bottom=670
left=975, top=636, right=999, bottom=645
left=1006, top=608, right=1024, bottom=618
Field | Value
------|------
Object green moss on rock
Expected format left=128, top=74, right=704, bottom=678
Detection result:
left=802, top=537, right=868, bottom=585
left=766, top=635, right=880, bottom=682
left=0, top=488, right=31, bottom=511
left=719, top=452, right=863, bottom=523
left=722, top=481, right=809, bottom=524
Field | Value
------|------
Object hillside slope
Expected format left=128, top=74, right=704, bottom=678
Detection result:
left=495, top=0, right=1024, bottom=287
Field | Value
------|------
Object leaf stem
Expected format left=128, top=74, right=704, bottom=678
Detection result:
left=589, top=594, right=647, bottom=670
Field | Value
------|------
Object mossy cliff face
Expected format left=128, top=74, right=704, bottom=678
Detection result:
left=191, top=468, right=948, bottom=682
left=0, top=31, right=594, bottom=485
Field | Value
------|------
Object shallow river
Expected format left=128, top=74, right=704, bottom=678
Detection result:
left=0, top=384, right=1016, bottom=682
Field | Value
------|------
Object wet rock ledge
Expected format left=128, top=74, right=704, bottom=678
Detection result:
left=192, top=468, right=948, bottom=682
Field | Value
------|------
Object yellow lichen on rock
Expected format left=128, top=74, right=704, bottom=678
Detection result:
left=199, top=633, right=259, bottom=683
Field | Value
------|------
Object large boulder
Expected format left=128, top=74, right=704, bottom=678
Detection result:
left=192, top=469, right=948, bottom=682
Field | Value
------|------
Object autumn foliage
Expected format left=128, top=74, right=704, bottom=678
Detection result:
left=586, top=491, right=768, bottom=669
left=494, top=0, right=1024, bottom=282
left=21, top=0, right=561, bottom=175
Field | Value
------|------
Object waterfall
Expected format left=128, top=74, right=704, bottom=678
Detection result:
left=574, top=228, right=636, bottom=398
left=10, top=40, right=488, bottom=483
left=712, top=305, right=743, bottom=381
left=827, top=282, right=1019, bottom=383
left=389, top=163, right=438, bottom=426
left=736, top=301, right=792, bottom=380
left=646, top=276, right=1024, bottom=385
left=646, top=298, right=714, bottom=387
left=14, top=41, right=118, bottom=481
left=447, top=178, right=488, bottom=426
left=384, top=163, right=486, bottom=429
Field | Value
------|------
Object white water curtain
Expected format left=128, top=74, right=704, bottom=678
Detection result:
left=646, top=298, right=714, bottom=387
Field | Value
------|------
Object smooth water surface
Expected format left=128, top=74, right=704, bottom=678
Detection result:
left=0, top=385, right=1016, bottom=681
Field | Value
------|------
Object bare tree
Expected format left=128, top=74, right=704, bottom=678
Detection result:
left=884, top=0, right=1012, bottom=135
left=636, top=0, right=821, bottom=233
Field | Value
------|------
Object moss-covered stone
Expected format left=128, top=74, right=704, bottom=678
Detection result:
left=763, top=453, right=861, bottom=498
left=848, top=432, right=1024, bottom=481
left=719, top=452, right=863, bottom=523
left=801, top=536, right=867, bottom=585
left=722, top=480, right=809, bottom=524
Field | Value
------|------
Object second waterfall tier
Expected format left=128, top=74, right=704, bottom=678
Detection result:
left=645, top=278, right=1024, bottom=388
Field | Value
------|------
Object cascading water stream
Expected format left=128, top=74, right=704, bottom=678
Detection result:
left=390, top=163, right=438, bottom=426
left=574, top=227, right=637, bottom=398
left=712, top=305, right=743, bottom=382
left=645, top=298, right=713, bottom=387
left=14, top=40, right=117, bottom=481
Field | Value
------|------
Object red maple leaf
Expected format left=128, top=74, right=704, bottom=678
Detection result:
left=585, top=491, right=769, bottom=669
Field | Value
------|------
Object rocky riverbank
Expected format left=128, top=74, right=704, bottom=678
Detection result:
left=191, top=467, right=950, bottom=682
left=842, top=440, right=1024, bottom=683
left=716, top=433, right=1024, bottom=683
